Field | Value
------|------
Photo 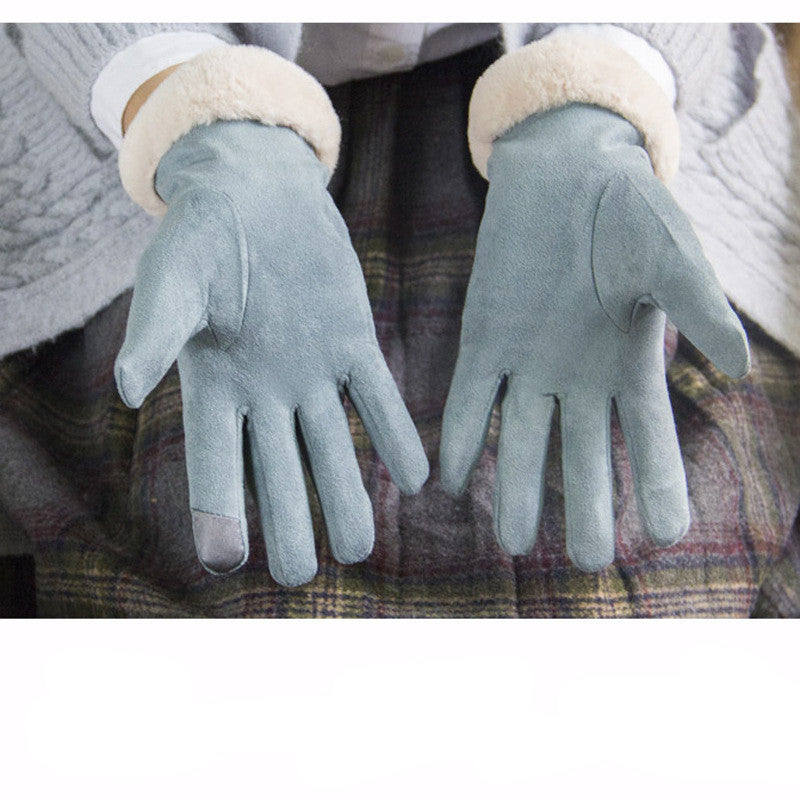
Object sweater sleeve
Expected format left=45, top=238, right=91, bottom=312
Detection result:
left=500, top=23, right=729, bottom=115
left=14, top=24, right=242, bottom=153
left=91, top=31, right=233, bottom=148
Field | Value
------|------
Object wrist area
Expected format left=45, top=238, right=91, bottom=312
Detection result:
left=490, top=104, right=650, bottom=179
left=468, top=34, right=680, bottom=184
left=119, top=45, right=341, bottom=216
left=154, top=121, right=328, bottom=206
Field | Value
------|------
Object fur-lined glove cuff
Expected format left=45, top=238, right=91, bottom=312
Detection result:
left=119, top=45, right=341, bottom=216
left=468, top=34, right=680, bottom=183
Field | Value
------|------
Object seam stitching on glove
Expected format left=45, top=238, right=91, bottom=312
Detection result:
left=202, top=188, right=250, bottom=351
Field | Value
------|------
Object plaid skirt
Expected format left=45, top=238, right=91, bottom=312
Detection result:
left=2, top=43, right=800, bottom=617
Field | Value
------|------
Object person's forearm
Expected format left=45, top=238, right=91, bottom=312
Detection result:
left=19, top=24, right=237, bottom=150
left=121, top=64, right=183, bottom=134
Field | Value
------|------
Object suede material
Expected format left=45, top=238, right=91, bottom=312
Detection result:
left=115, top=120, right=429, bottom=586
left=440, top=103, right=750, bottom=572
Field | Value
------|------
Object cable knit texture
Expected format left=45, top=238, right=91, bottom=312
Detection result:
left=0, top=27, right=157, bottom=358
left=119, top=45, right=341, bottom=215
left=14, top=23, right=242, bottom=154
left=469, top=34, right=680, bottom=182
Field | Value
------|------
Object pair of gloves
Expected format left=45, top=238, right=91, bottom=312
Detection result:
left=115, top=43, right=749, bottom=586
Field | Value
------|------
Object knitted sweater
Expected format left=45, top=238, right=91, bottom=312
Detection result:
left=1, top=23, right=799, bottom=357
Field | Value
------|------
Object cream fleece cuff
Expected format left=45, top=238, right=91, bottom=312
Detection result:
left=119, top=45, right=341, bottom=216
left=468, top=34, right=680, bottom=183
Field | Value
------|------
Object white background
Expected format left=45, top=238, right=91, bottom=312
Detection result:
left=3, top=622, right=800, bottom=798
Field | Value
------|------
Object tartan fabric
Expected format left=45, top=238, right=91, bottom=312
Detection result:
left=1, top=43, right=800, bottom=617
left=751, top=517, right=800, bottom=617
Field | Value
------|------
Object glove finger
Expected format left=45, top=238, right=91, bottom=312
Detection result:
left=649, top=250, right=750, bottom=381
left=299, top=387, right=375, bottom=565
left=615, top=377, right=690, bottom=548
left=561, top=394, right=615, bottom=572
left=181, top=375, right=248, bottom=574
left=593, top=173, right=750, bottom=379
left=114, top=214, right=208, bottom=409
left=347, top=353, right=429, bottom=496
left=247, top=404, right=317, bottom=588
left=440, top=356, right=505, bottom=497
left=494, top=377, right=554, bottom=556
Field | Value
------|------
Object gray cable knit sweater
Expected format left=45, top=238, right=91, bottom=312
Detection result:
left=1, top=23, right=799, bottom=358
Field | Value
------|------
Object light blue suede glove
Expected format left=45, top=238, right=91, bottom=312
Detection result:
left=440, top=103, right=750, bottom=571
left=115, top=120, right=429, bottom=586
